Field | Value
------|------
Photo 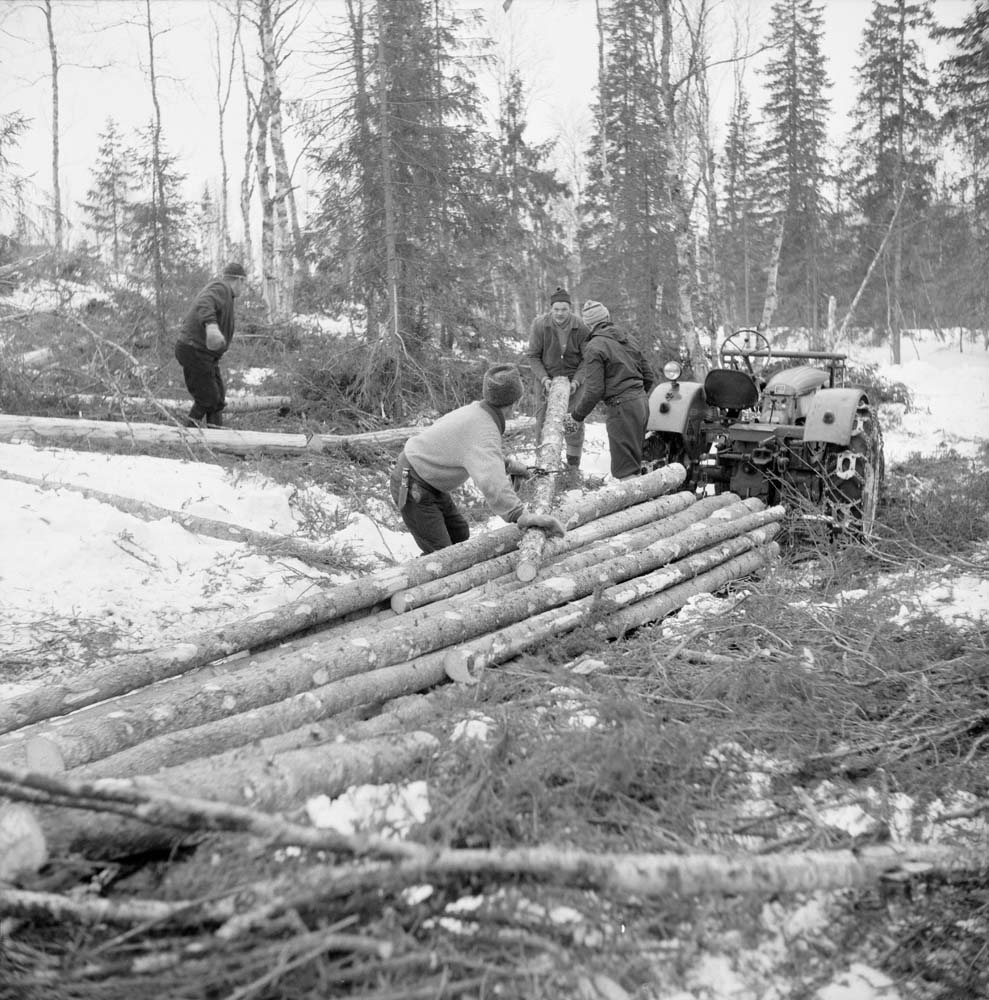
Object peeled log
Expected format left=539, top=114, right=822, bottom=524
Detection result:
left=392, top=491, right=699, bottom=613
left=0, top=465, right=686, bottom=735
left=516, top=376, right=572, bottom=581
left=444, top=536, right=780, bottom=682
left=37, top=730, right=439, bottom=858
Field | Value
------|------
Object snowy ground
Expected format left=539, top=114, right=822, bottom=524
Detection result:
left=2, top=331, right=986, bottom=683
left=1, top=330, right=987, bottom=1000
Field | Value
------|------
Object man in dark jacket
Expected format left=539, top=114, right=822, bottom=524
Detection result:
left=389, top=364, right=566, bottom=554
left=525, top=286, right=589, bottom=468
left=174, top=262, right=247, bottom=428
left=568, top=301, right=655, bottom=480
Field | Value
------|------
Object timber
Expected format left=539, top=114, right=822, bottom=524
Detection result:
left=0, top=412, right=536, bottom=456
left=516, top=375, right=571, bottom=581
left=29, top=730, right=440, bottom=858
left=0, top=469, right=354, bottom=565
left=0, top=465, right=685, bottom=734
left=444, top=538, right=781, bottom=682
left=66, top=393, right=292, bottom=412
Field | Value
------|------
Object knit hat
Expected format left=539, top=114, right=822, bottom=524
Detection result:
left=582, top=300, right=610, bottom=328
left=482, top=363, right=525, bottom=407
left=549, top=286, right=572, bottom=305
left=223, top=262, right=247, bottom=278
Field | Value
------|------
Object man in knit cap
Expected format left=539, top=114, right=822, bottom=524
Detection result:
left=390, top=363, right=567, bottom=553
left=525, top=286, right=589, bottom=469
left=567, top=301, right=656, bottom=480
left=174, top=262, right=248, bottom=428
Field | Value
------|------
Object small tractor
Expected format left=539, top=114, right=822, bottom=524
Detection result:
left=643, top=329, right=885, bottom=536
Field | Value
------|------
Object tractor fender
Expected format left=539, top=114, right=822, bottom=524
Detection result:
left=646, top=381, right=706, bottom=434
left=803, top=388, right=869, bottom=445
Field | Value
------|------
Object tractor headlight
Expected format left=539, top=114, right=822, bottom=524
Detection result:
left=663, top=360, right=682, bottom=381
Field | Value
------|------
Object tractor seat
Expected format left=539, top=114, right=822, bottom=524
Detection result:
left=704, top=369, right=759, bottom=411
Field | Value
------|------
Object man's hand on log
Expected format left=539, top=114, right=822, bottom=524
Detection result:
left=505, top=457, right=531, bottom=480
left=517, top=510, right=566, bottom=538
left=541, top=377, right=552, bottom=394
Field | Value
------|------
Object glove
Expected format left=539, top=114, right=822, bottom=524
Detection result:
left=541, top=377, right=552, bottom=394
left=517, top=510, right=566, bottom=538
left=569, top=381, right=580, bottom=396
left=562, top=414, right=581, bottom=435
left=505, top=458, right=529, bottom=478
left=205, top=323, right=225, bottom=352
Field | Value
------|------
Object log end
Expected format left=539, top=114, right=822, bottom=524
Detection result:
left=515, top=560, right=538, bottom=583
left=444, top=650, right=480, bottom=685
left=26, top=735, right=66, bottom=775
left=390, top=591, right=411, bottom=614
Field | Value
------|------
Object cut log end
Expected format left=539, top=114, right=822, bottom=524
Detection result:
left=444, top=650, right=481, bottom=685
left=515, top=560, right=538, bottom=583
left=390, top=591, right=412, bottom=614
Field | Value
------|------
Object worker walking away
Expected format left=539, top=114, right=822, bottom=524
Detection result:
left=525, top=286, right=589, bottom=471
left=567, top=301, right=655, bottom=480
left=390, top=364, right=567, bottom=554
left=174, top=262, right=247, bottom=428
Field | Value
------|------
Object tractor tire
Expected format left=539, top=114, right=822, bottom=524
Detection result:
left=817, top=397, right=885, bottom=538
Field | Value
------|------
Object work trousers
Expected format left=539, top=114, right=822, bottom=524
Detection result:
left=174, top=342, right=226, bottom=426
left=604, top=393, right=649, bottom=480
left=390, top=454, right=470, bottom=554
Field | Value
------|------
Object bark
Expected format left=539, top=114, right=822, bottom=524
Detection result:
left=42, top=0, right=62, bottom=257
left=392, top=491, right=699, bottom=613
left=30, top=731, right=439, bottom=858
left=0, top=463, right=687, bottom=736
left=17, top=347, right=53, bottom=368
left=517, top=376, right=573, bottom=581
left=376, top=3, right=402, bottom=353
left=0, top=412, right=534, bottom=455
left=72, top=655, right=451, bottom=779
left=65, top=394, right=291, bottom=412
left=143, top=0, right=168, bottom=341
left=760, top=213, right=785, bottom=330
left=238, top=23, right=256, bottom=276
left=446, top=542, right=780, bottom=682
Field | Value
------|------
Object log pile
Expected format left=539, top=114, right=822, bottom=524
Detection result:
left=0, top=459, right=784, bottom=857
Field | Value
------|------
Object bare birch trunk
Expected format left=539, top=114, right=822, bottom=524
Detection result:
left=65, top=393, right=290, bottom=412
left=238, top=28, right=256, bottom=272
left=376, top=6, right=402, bottom=354
left=42, top=0, right=62, bottom=259
left=760, top=213, right=785, bottom=330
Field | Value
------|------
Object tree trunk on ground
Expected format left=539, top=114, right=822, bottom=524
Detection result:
left=0, top=464, right=689, bottom=735
left=65, top=394, right=291, bottom=412
left=517, top=377, right=573, bottom=580
left=35, top=731, right=439, bottom=858
left=392, top=491, right=699, bottom=613
left=446, top=541, right=780, bottom=682
left=74, top=656, right=451, bottom=778
left=0, top=413, right=536, bottom=456
left=0, top=469, right=348, bottom=565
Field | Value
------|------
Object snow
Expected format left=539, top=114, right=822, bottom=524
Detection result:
left=0, top=330, right=987, bottom=1000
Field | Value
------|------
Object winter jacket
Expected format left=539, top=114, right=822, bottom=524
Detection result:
left=571, top=321, right=656, bottom=422
left=403, top=401, right=524, bottom=522
left=526, top=312, right=589, bottom=385
left=176, top=279, right=237, bottom=358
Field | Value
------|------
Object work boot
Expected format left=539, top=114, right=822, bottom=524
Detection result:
left=205, top=410, right=223, bottom=429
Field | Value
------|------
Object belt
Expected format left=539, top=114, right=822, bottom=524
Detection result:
left=606, top=390, right=646, bottom=408
left=396, top=452, right=442, bottom=496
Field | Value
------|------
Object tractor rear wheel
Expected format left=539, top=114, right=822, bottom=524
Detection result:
left=815, top=397, right=885, bottom=537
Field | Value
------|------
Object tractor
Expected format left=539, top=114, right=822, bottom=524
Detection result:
left=643, top=329, right=885, bottom=536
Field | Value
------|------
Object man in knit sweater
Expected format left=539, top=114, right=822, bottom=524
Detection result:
left=174, top=262, right=247, bottom=428
left=390, top=364, right=567, bottom=553
left=525, top=286, right=589, bottom=469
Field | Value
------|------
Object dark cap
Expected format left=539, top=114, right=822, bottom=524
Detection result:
left=482, top=363, right=525, bottom=407
left=550, top=286, right=572, bottom=305
left=223, top=262, right=247, bottom=278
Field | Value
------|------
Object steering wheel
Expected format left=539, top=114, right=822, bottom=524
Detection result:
left=720, top=328, right=773, bottom=376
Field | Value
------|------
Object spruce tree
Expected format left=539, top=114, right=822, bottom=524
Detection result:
left=79, top=119, right=135, bottom=275
left=758, top=0, right=832, bottom=338
left=847, top=0, right=936, bottom=361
